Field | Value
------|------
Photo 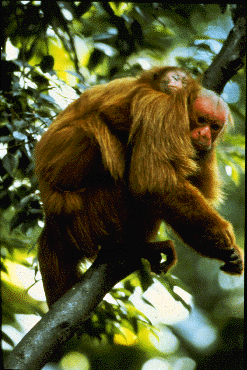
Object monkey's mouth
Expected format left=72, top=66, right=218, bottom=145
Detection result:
left=167, top=85, right=179, bottom=91
left=192, top=139, right=211, bottom=152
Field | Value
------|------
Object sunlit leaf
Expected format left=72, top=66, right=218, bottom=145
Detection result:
left=1, top=280, right=43, bottom=315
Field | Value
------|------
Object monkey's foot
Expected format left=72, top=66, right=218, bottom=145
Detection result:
left=143, top=240, right=177, bottom=274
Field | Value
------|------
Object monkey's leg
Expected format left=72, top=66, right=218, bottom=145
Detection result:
left=122, top=199, right=176, bottom=274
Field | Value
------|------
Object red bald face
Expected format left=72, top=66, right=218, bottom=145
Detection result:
left=190, top=91, right=229, bottom=152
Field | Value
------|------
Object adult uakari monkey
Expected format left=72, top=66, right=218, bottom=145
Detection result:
left=34, top=66, right=244, bottom=307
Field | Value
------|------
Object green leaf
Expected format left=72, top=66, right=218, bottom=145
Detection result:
left=156, top=274, right=192, bottom=312
left=137, top=260, right=154, bottom=292
left=2, top=154, right=18, bottom=176
left=40, top=55, right=55, bottom=73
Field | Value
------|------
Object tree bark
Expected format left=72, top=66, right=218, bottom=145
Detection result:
left=202, top=14, right=246, bottom=93
left=4, top=247, right=142, bottom=370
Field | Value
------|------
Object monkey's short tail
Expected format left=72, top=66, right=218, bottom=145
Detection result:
left=38, top=225, right=84, bottom=307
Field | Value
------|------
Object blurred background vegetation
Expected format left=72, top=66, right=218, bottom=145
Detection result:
left=1, top=2, right=245, bottom=370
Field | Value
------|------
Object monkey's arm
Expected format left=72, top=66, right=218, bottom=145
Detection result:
left=161, top=181, right=243, bottom=275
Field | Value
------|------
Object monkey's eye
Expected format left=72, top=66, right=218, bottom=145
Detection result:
left=211, top=124, right=221, bottom=131
left=198, top=116, right=206, bottom=124
left=172, top=75, right=179, bottom=81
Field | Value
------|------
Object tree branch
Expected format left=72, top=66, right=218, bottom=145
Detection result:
left=202, top=11, right=246, bottom=93
left=4, top=247, right=142, bottom=370
left=4, top=240, right=174, bottom=369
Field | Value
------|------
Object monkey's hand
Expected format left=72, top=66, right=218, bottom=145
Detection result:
left=209, top=224, right=244, bottom=275
left=220, top=245, right=244, bottom=275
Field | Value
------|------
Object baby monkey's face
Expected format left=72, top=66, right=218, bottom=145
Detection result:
left=160, top=70, right=188, bottom=93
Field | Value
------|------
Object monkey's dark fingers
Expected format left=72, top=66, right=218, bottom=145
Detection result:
left=152, top=260, right=174, bottom=275
left=220, top=247, right=244, bottom=275
left=220, top=258, right=244, bottom=275
left=211, top=246, right=236, bottom=261
left=228, top=252, right=240, bottom=261
left=143, top=240, right=177, bottom=275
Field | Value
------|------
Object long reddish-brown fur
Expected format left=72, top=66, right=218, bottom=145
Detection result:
left=34, top=66, right=243, bottom=307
